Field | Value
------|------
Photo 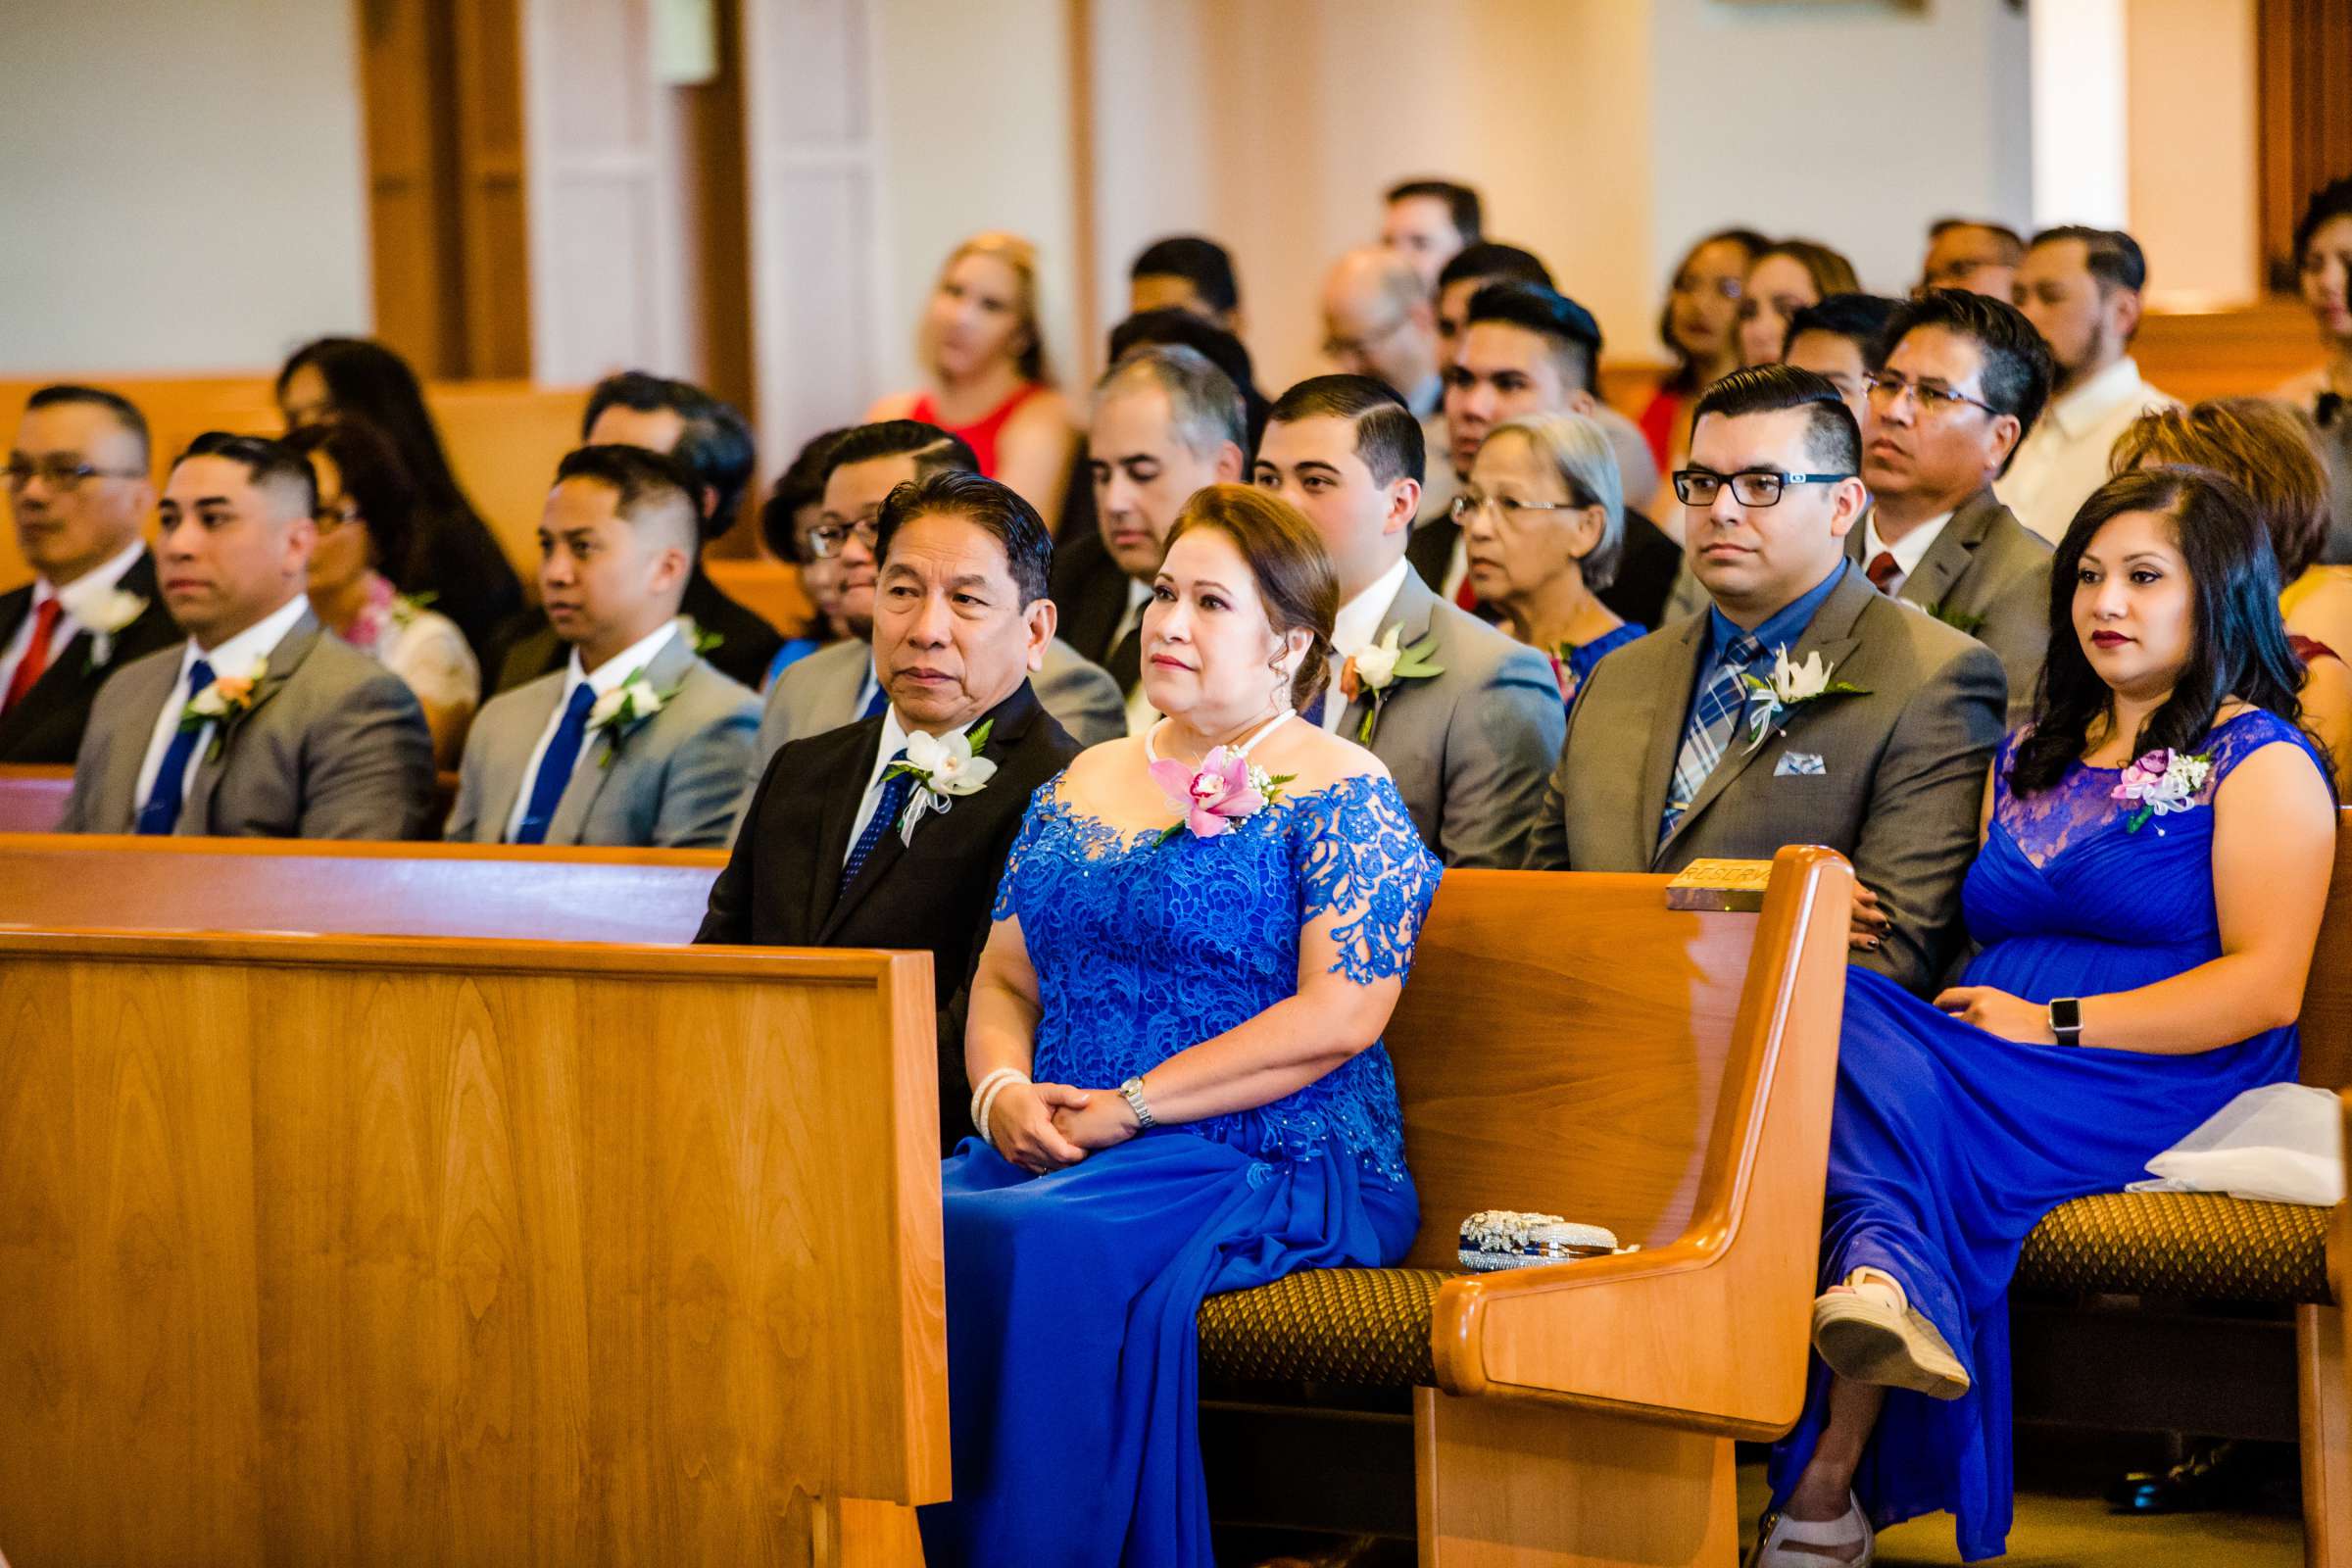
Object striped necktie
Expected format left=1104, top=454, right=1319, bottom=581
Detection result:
left=1660, top=634, right=1760, bottom=843
left=841, top=753, right=912, bottom=893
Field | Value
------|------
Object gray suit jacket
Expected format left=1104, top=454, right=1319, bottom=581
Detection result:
left=445, top=631, right=758, bottom=848
left=1525, top=566, right=2005, bottom=995
left=1339, top=565, right=1565, bottom=868
left=62, top=607, right=436, bottom=839
left=750, top=634, right=1124, bottom=780
left=1849, top=488, right=2050, bottom=719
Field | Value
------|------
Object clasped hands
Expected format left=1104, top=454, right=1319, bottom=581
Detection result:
left=989, top=1079, right=1141, bottom=1175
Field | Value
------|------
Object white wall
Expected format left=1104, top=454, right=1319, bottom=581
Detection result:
left=0, top=0, right=369, bottom=374
left=1647, top=0, right=2034, bottom=322
left=869, top=0, right=1083, bottom=400
left=2127, top=0, right=2260, bottom=309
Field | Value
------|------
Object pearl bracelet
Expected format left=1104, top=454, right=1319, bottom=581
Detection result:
left=970, top=1067, right=1030, bottom=1149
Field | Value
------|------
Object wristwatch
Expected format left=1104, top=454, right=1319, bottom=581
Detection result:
left=2048, top=997, right=2083, bottom=1048
left=1118, top=1076, right=1157, bottom=1130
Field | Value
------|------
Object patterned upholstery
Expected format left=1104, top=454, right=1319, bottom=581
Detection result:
left=1198, top=1267, right=1448, bottom=1386
left=1193, top=1194, right=2336, bottom=1394
left=2015, top=1192, right=2334, bottom=1303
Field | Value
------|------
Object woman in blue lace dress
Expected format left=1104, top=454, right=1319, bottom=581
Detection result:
left=1756, top=467, right=2338, bottom=1565
left=918, top=484, right=1444, bottom=1567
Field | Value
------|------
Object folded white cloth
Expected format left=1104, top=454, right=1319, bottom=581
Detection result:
left=2127, top=1082, right=2344, bottom=1206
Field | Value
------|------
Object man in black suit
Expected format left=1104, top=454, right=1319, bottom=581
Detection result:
left=1420, top=282, right=1682, bottom=627
left=1054, top=344, right=1247, bottom=734
left=489, top=371, right=783, bottom=692
left=699, top=468, right=1084, bottom=1152
left=0, top=385, right=179, bottom=762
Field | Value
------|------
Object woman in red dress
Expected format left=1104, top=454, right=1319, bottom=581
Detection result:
left=870, top=231, right=1078, bottom=535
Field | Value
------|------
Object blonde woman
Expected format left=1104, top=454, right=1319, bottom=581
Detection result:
left=870, top=231, right=1078, bottom=533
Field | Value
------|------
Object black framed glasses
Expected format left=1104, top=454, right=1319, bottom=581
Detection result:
left=805, top=514, right=880, bottom=559
left=4, top=457, right=147, bottom=492
left=1671, top=468, right=1853, bottom=508
left=1861, top=372, right=1999, bottom=418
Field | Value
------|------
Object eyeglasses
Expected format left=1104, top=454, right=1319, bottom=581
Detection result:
left=805, top=514, right=880, bottom=559
left=4, top=457, right=147, bottom=492
left=1861, top=372, right=1999, bottom=418
left=315, top=499, right=363, bottom=531
left=1671, top=469, right=1853, bottom=507
left=1322, top=316, right=1408, bottom=362
left=1451, top=489, right=1592, bottom=524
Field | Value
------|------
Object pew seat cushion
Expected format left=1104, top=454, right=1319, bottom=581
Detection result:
left=2015, top=1191, right=2334, bottom=1303
left=1199, top=1267, right=1449, bottom=1387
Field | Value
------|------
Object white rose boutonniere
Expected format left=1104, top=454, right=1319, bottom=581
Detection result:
left=177, top=655, right=272, bottom=761
left=1738, top=646, right=1869, bottom=752
left=1339, top=623, right=1446, bottom=744
left=885, top=720, right=999, bottom=845
left=586, top=667, right=683, bottom=765
left=82, top=588, right=150, bottom=669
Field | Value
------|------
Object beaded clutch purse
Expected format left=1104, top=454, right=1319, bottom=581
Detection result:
left=1457, top=1209, right=1623, bottom=1272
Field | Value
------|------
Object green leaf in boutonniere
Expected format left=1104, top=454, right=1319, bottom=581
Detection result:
left=1737, top=646, right=1869, bottom=752
left=1342, top=624, right=1446, bottom=745
left=677, top=612, right=724, bottom=658
left=882, top=719, right=997, bottom=845
left=1925, top=601, right=1984, bottom=637
left=586, top=666, right=687, bottom=766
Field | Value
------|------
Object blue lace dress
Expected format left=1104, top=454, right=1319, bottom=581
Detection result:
left=916, top=771, right=1443, bottom=1568
left=1767, top=710, right=2326, bottom=1560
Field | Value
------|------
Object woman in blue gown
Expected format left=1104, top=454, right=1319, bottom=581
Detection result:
left=1756, top=467, right=2338, bottom=1565
left=918, top=484, right=1444, bottom=1568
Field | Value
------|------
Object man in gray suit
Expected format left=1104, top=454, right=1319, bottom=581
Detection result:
left=62, top=431, right=435, bottom=838
left=750, top=421, right=1122, bottom=782
left=1854, top=289, right=2056, bottom=717
left=1256, top=374, right=1561, bottom=867
left=1527, top=367, right=2005, bottom=996
left=447, top=445, right=757, bottom=848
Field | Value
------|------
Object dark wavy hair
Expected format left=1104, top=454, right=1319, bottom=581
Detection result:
left=2010, top=466, right=2310, bottom=796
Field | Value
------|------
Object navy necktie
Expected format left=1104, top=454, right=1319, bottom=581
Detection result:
left=514, top=681, right=598, bottom=845
left=135, top=658, right=216, bottom=836
left=1301, top=688, right=1327, bottom=728
left=841, top=753, right=912, bottom=894
left=858, top=677, right=887, bottom=719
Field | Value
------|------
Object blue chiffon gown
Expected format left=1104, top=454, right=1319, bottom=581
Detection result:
left=1767, top=710, right=2327, bottom=1559
left=917, top=770, right=1444, bottom=1568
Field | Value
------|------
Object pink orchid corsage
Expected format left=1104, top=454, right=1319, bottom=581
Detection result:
left=2110, top=747, right=2214, bottom=833
left=1149, top=746, right=1295, bottom=844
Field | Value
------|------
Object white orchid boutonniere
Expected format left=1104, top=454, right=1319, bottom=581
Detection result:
left=177, top=655, right=271, bottom=761
left=1341, top=624, right=1445, bottom=744
left=82, top=588, right=149, bottom=670
left=2111, top=748, right=2214, bottom=833
left=884, top=720, right=998, bottom=845
left=586, top=666, right=685, bottom=766
left=1738, top=646, right=1870, bottom=752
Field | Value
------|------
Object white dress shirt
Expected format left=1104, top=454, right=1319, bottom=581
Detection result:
left=1111, top=577, right=1159, bottom=737
left=1995, top=356, right=2176, bottom=544
left=132, top=592, right=312, bottom=820
left=502, top=619, right=680, bottom=842
left=1859, top=510, right=1952, bottom=599
left=845, top=703, right=980, bottom=863
left=0, top=537, right=146, bottom=700
left=1319, top=557, right=1413, bottom=733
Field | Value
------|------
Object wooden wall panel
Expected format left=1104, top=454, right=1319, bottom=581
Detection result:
left=2259, top=0, right=2352, bottom=288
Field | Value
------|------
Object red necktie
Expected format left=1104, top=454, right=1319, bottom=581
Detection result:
left=1865, top=551, right=1902, bottom=594
left=2, top=598, right=62, bottom=714
left=1454, top=576, right=1479, bottom=612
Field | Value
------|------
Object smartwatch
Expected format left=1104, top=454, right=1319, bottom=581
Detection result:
left=2048, top=997, right=2083, bottom=1048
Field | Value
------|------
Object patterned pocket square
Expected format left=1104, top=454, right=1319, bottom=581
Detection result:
left=1775, top=751, right=1828, bottom=777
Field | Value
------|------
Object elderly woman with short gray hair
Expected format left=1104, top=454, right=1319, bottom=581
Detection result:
left=1456, top=412, right=1643, bottom=704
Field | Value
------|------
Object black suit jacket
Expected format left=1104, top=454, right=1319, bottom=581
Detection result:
left=488, top=567, right=785, bottom=695
left=695, top=680, right=1082, bottom=1151
left=1048, top=523, right=1137, bottom=668
left=0, top=550, right=181, bottom=764
left=1406, top=505, right=1683, bottom=630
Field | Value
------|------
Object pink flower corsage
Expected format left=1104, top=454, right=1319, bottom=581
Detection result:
left=2110, top=747, right=2214, bottom=833
left=1149, top=746, right=1295, bottom=844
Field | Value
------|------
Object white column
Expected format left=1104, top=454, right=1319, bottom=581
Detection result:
left=2029, top=0, right=2131, bottom=229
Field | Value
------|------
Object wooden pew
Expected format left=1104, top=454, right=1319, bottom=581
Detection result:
left=0, top=833, right=719, bottom=942
left=0, top=768, right=472, bottom=843
left=0, top=926, right=945, bottom=1565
